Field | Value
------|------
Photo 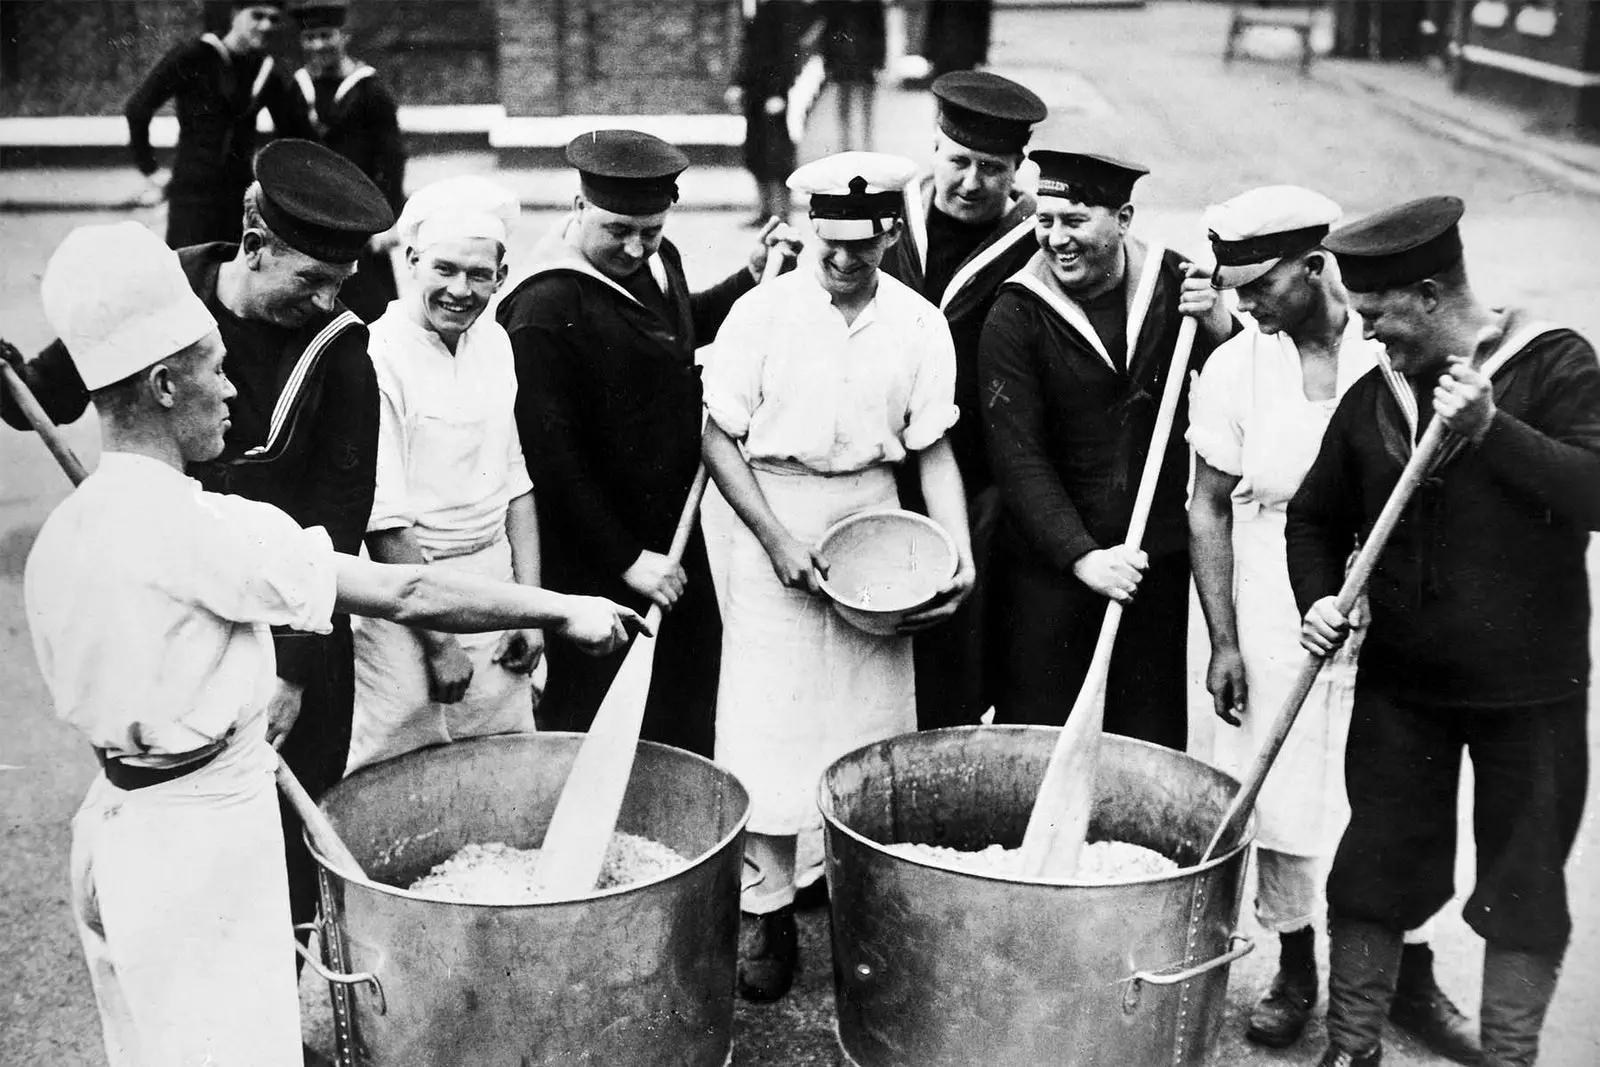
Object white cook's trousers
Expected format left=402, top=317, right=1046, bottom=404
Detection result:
left=70, top=734, right=301, bottom=1067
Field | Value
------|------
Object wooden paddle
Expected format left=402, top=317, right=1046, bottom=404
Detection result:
left=1199, top=414, right=1451, bottom=864
left=1017, top=316, right=1200, bottom=879
left=534, top=464, right=711, bottom=897
left=1, top=351, right=369, bottom=882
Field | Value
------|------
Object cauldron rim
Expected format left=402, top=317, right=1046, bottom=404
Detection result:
left=817, top=725, right=1255, bottom=887
left=306, top=733, right=751, bottom=907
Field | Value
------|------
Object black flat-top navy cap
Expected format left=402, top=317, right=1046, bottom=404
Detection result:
left=1324, top=195, right=1465, bottom=292
left=1030, top=150, right=1149, bottom=207
left=253, top=138, right=394, bottom=263
left=932, top=71, right=1047, bottom=155
left=567, top=129, right=690, bottom=216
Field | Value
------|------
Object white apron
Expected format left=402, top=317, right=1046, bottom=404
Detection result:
left=710, top=463, right=915, bottom=838
left=347, top=535, right=541, bottom=775
left=1215, top=504, right=1360, bottom=855
left=71, top=719, right=301, bottom=1067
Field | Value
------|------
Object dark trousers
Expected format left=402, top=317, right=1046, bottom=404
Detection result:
left=912, top=487, right=1000, bottom=730
left=165, top=191, right=244, bottom=250
left=1330, top=687, right=1589, bottom=954
left=275, top=617, right=355, bottom=948
left=988, top=548, right=1189, bottom=750
left=538, top=536, right=721, bottom=759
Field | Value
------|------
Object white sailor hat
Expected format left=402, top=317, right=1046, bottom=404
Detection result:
left=788, top=151, right=919, bottom=241
left=41, top=221, right=216, bottom=392
left=1203, top=185, right=1343, bottom=290
left=397, top=174, right=521, bottom=252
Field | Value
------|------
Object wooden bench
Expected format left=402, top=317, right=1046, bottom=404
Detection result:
left=1223, top=2, right=1322, bottom=76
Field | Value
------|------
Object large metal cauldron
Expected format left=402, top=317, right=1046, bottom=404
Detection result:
left=305, top=734, right=749, bottom=1067
left=820, top=727, right=1254, bottom=1067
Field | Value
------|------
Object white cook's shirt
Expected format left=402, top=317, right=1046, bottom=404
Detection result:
left=24, top=452, right=337, bottom=763
left=365, top=308, right=534, bottom=559
left=1187, top=311, right=1380, bottom=519
left=702, top=262, right=959, bottom=473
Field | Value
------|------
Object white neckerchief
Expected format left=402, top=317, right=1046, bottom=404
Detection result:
left=1009, top=239, right=1167, bottom=372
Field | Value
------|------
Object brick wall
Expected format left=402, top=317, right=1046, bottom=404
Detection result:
left=0, top=0, right=497, bottom=117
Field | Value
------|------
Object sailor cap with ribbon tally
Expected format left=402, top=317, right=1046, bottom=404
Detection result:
left=789, top=152, right=919, bottom=240
left=1029, top=150, right=1149, bottom=209
left=1203, top=185, right=1342, bottom=290
left=290, top=0, right=346, bottom=29
left=567, top=129, right=689, bottom=216
left=254, top=138, right=395, bottom=263
left=1323, top=195, right=1466, bottom=293
left=41, top=222, right=217, bottom=392
left=932, top=71, right=1047, bottom=155
left=397, top=175, right=520, bottom=253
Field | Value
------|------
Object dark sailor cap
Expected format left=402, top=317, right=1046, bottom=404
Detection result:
left=567, top=129, right=689, bottom=216
left=233, top=1, right=288, bottom=9
left=1323, top=195, right=1466, bottom=293
left=290, top=0, right=347, bottom=29
left=253, top=138, right=395, bottom=263
left=1029, top=150, right=1148, bottom=208
left=932, top=71, right=1047, bottom=156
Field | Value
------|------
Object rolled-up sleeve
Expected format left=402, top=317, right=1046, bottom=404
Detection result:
left=700, top=300, right=766, bottom=439
left=1186, top=337, right=1245, bottom=477
left=902, top=311, right=960, bottom=452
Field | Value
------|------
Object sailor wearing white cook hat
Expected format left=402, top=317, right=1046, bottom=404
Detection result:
left=699, top=150, right=976, bottom=1003
left=346, top=176, right=551, bottom=775
left=22, top=220, right=643, bottom=1067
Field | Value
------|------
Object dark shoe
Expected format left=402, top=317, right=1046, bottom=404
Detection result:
left=1248, top=969, right=1318, bottom=1047
left=1391, top=943, right=1482, bottom=1065
left=1318, top=1043, right=1382, bottom=1067
left=1247, top=926, right=1318, bottom=1048
left=1480, top=944, right=1561, bottom=1067
left=737, top=906, right=798, bottom=1002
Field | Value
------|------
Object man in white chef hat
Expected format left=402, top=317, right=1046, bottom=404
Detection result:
left=344, top=174, right=552, bottom=774
left=21, top=219, right=642, bottom=1066
left=1187, top=185, right=1479, bottom=1062
left=700, top=150, right=976, bottom=1001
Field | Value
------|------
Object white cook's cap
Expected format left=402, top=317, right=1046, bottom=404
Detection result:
left=789, top=151, right=919, bottom=241
left=397, top=175, right=521, bottom=252
left=1203, top=185, right=1342, bottom=290
left=41, top=221, right=216, bottom=392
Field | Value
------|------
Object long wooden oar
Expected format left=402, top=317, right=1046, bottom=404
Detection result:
left=1, top=353, right=369, bottom=881
left=1017, top=316, right=1199, bottom=879
left=1199, top=414, right=1450, bottom=863
left=534, top=464, right=710, bottom=897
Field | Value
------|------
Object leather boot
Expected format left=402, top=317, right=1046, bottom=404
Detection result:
left=1325, top=915, right=1402, bottom=1060
left=1390, top=942, right=1482, bottom=1064
left=1248, top=926, right=1318, bottom=1047
left=737, top=905, right=798, bottom=1002
left=1479, top=944, right=1562, bottom=1067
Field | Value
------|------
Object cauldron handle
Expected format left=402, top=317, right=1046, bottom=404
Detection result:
left=1120, top=934, right=1253, bottom=1014
left=295, top=924, right=387, bottom=1016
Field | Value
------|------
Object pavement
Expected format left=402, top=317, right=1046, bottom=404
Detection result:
left=4, top=3, right=1600, bottom=1066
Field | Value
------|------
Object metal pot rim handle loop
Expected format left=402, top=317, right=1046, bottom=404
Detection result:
left=294, top=922, right=388, bottom=1016
left=1120, top=934, right=1254, bottom=1015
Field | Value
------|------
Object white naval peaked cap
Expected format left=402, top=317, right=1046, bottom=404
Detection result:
left=40, top=221, right=217, bottom=392
left=788, top=151, right=919, bottom=240
left=1203, top=185, right=1343, bottom=290
left=397, top=174, right=521, bottom=252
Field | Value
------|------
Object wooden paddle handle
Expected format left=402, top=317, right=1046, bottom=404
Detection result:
left=1199, top=416, right=1452, bottom=863
left=275, top=755, right=368, bottom=880
left=1, top=360, right=89, bottom=485
left=1124, top=316, right=1198, bottom=552
left=642, top=464, right=710, bottom=631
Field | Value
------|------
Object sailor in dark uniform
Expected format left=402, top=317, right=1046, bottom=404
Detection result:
left=125, top=1, right=315, bottom=249
left=292, top=0, right=406, bottom=322
left=880, top=71, right=1046, bottom=729
left=4, top=140, right=394, bottom=1002
left=495, top=130, right=795, bottom=759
